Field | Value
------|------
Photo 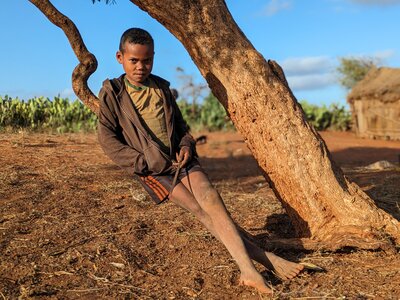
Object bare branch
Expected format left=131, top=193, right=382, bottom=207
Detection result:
left=29, top=0, right=100, bottom=115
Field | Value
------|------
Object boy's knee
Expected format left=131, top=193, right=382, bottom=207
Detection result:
left=199, top=184, right=221, bottom=208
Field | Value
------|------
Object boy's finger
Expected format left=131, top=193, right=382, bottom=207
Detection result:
left=176, top=152, right=181, bottom=162
left=180, top=152, right=190, bottom=167
left=181, top=148, right=188, bottom=160
left=180, top=157, right=188, bottom=167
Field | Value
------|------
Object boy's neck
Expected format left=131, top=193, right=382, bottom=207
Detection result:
left=124, top=76, right=150, bottom=91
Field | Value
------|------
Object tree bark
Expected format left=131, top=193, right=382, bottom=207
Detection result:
left=29, top=0, right=100, bottom=115
left=129, top=0, right=400, bottom=250
left=30, top=0, right=400, bottom=250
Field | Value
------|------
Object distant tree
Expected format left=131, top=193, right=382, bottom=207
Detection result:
left=176, top=67, right=208, bottom=119
left=337, top=57, right=379, bottom=90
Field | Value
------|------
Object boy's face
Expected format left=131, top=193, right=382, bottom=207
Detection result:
left=116, top=42, right=154, bottom=86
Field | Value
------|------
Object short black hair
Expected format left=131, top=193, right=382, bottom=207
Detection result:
left=119, top=28, right=154, bottom=52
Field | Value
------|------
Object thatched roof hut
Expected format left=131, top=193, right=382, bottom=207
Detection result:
left=347, top=67, right=400, bottom=140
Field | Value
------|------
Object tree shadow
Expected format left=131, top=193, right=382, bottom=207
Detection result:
left=345, top=169, right=400, bottom=221
left=329, top=146, right=400, bottom=168
left=198, top=154, right=263, bottom=182
left=331, top=147, right=400, bottom=221
left=199, top=145, right=400, bottom=230
left=261, top=213, right=297, bottom=239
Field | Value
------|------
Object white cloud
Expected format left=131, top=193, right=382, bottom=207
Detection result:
left=278, top=56, right=337, bottom=91
left=287, top=73, right=337, bottom=91
left=350, top=0, right=400, bottom=5
left=373, top=49, right=396, bottom=61
left=281, top=56, right=335, bottom=76
left=262, top=0, right=292, bottom=16
left=330, top=0, right=400, bottom=13
left=280, top=49, right=395, bottom=92
left=339, top=49, right=396, bottom=65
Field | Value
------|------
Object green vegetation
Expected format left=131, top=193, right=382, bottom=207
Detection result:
left=337, top=57, right=378, bottom=90
left=0, top=95, right=97, bottom=133
left=0, top=95, right=351, bottom=133
left=178, top=92, right=351, bottom=132
left=299, top=100, right=351, bottom=131
left=178, top=93, right=234, bottom=132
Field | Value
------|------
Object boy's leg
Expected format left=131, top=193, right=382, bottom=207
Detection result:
left=175, top=170, right=303, bottom=280
left=170, top=174, right=271, bottom=293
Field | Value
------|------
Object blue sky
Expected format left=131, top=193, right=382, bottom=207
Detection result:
left=1, top=0, right=400, bottom=106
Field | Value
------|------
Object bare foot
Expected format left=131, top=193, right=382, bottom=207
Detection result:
left=239, top=272, right=273, bottom=294
left=265, top=252, right=304, bottom=280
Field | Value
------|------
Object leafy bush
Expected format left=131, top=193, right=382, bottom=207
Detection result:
left=177, top=93, right=233, bottom=131
left=299, top=100, right=351, bottom=131
left=176, top=98, right=202, bottom=131
left=177, top=94, right=351, bottom=132
left=200, top=94, right=234, bottom=131
left=0, top=95, right=351, bottom=134
left=0, top=95, right=97, bottom=133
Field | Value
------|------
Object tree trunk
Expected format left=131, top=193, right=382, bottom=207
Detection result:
left=31, top=0, right=400, bottom=250
left=129, top=0, right=400, bottom=250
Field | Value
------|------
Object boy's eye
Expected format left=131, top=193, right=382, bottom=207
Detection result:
left=129, top=58, right=152, bottom=64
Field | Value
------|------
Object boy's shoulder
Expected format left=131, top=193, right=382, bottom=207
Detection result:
left=101, top=74, right=124, bottom=94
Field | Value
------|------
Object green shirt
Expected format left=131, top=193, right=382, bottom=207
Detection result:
left=124, top=76, right=170, bottom=154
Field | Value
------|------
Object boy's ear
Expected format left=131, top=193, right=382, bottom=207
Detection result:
left=116, top=51, right=123, bottom=64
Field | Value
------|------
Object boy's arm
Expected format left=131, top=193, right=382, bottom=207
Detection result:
left=98, top=88, right=148, bottom=175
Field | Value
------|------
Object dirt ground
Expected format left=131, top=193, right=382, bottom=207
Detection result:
left=0, top=130, right=399, bottom=299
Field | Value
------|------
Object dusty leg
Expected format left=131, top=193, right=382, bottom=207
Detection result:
left=170, top=174, right=271, bottom=294
left=179, top=171, right=303, bottom=280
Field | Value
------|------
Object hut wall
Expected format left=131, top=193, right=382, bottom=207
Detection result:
left=353, top=98, right=400, bottom=140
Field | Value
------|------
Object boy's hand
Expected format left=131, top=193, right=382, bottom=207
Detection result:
left=176, top=146, right=192, bottom=167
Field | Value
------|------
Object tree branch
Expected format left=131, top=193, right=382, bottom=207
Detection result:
left=29, top=0, right=100, bottom=115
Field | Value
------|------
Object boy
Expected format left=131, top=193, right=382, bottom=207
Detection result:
left=98, top=28, right=303, bottom=294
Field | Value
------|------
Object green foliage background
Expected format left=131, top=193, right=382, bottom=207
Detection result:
left=299, top=100, right=351, bottom=131
left=178, top=93, right=351, bottom=132
left=0, top=95, right=97, bottom=133
left=0, top=94, right=351, bottom=133
left=177, top=93, right=234, bottom=132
